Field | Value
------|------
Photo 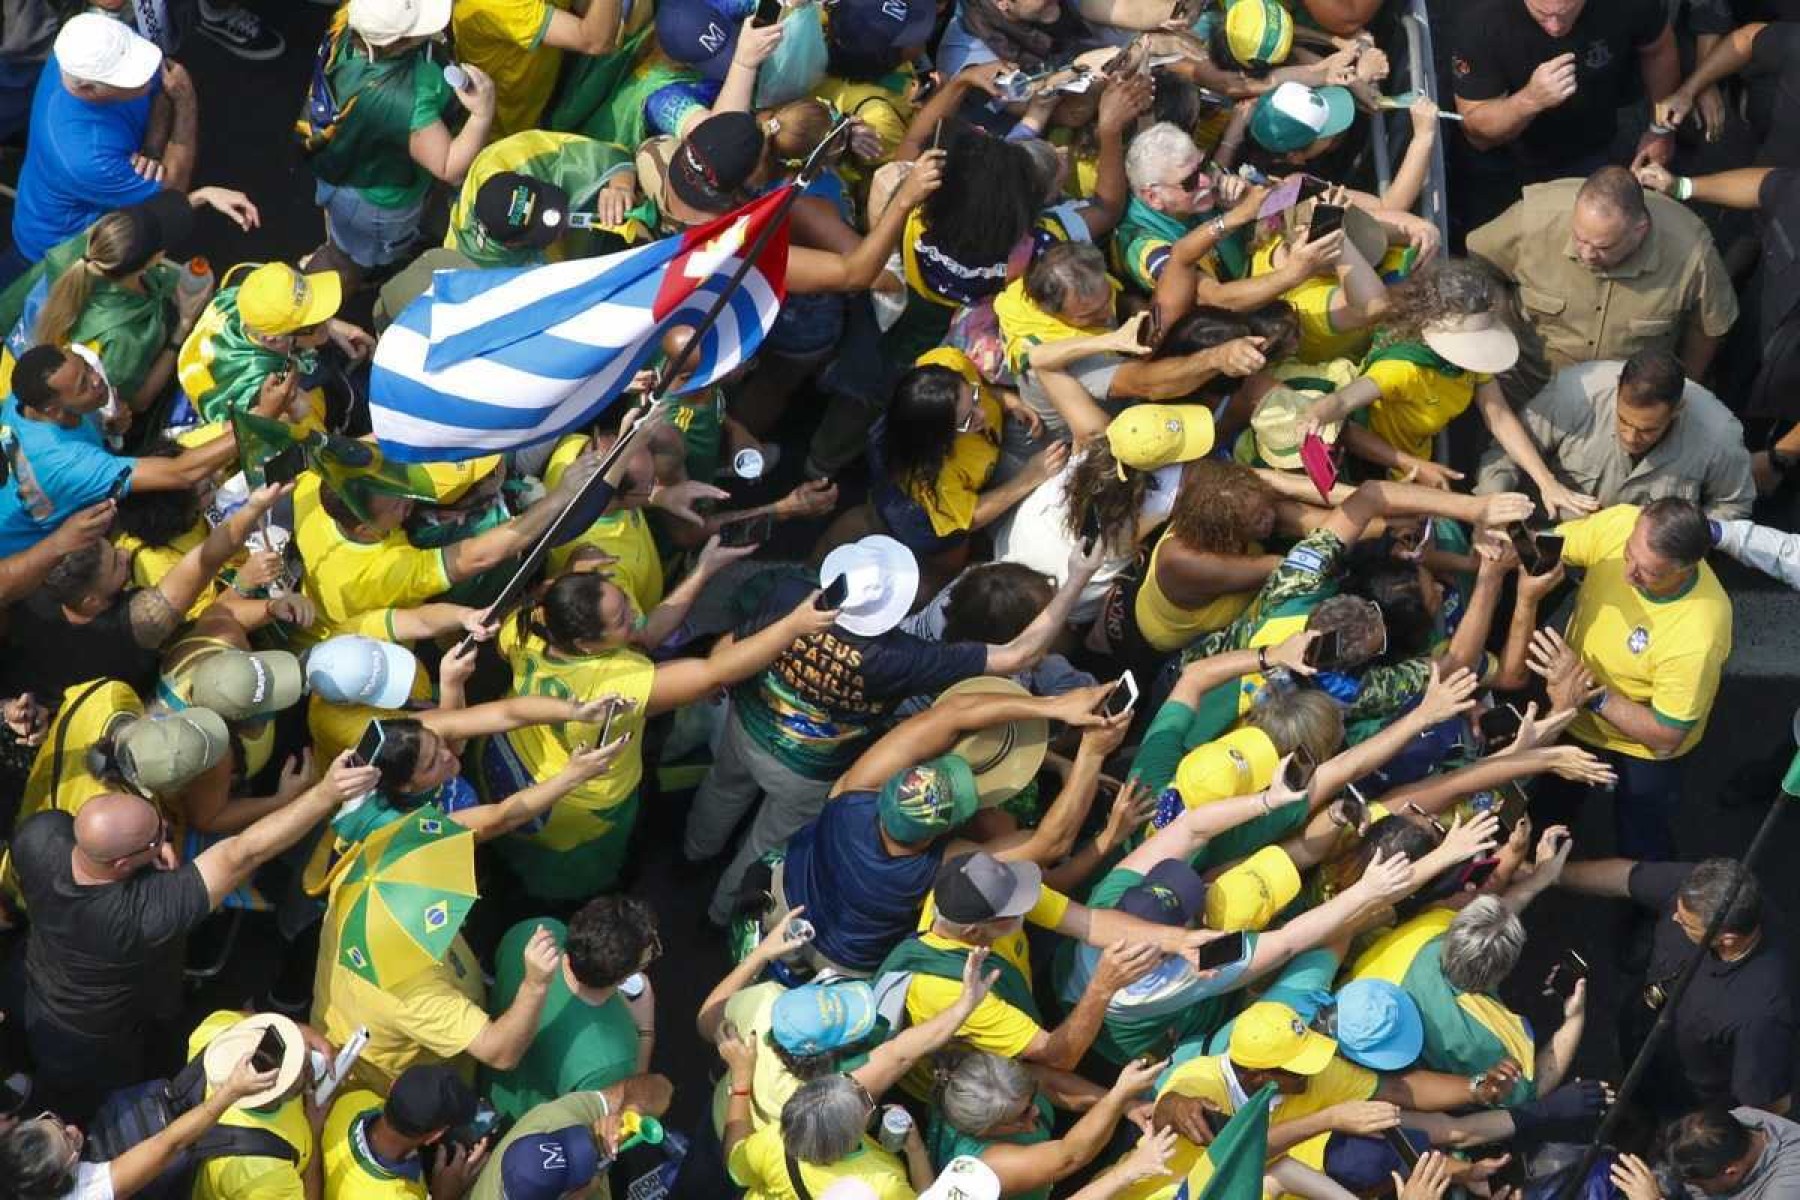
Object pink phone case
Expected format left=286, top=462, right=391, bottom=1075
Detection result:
left=1299, top=433, right=1338, bottom=502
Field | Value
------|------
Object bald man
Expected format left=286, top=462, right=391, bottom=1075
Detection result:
left=11, top=752, right=377, bottom=1119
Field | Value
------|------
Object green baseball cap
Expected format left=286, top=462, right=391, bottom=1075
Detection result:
left=878, top=756, right=980, bottom=844
left=116, top=708, right=231, bottom=795
left=1249, top=81, right=1356, bottom=154
left=189, top=650, right=304, bottom=721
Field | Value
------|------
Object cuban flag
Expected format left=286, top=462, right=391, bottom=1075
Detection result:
left=370, top=187, right=792, bottom=462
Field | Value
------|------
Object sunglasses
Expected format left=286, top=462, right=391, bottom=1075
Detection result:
left=956, top=385, right=983, bottom=434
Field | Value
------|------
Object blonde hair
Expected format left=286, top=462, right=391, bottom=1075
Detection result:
left=34, top=212, right=137, bottom=349
left=761, top=99, right=834, bottom=168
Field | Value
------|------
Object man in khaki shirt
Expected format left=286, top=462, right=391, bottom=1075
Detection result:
left=1468, top=167, right=1739, bottom=405
left=1475, top=350, right=1755, bottom=521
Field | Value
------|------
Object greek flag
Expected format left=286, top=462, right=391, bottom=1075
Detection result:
left=370, top=188, right=792, bottom=462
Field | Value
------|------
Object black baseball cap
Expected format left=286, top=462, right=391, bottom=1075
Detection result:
left=1117, top=860, right=1208, bottom=927
left=473, top=173, right=571, bottom=249
left=934, top=852, right=1042, bottom=924
left=385, top=1065, right=476, bottom=1137
left=114, top=190, right=196, bottom=275
left=670, top=112, right=763, bottom=214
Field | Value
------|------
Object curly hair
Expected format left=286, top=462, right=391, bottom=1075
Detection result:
left=1166, top=459, right=1277, bottom=552
left=921, top=127, right=1042, bottom=270
left=565, top=894, right=659, bottom=989
left=1379, top=259, right=1500, bottom=342
left=1061, top=442, right=1150, bottom=552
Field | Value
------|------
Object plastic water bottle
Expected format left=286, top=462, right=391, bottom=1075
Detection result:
left=877, top=1106, right=912, bottom=1153
left=179, top=256, right=213, bottom=305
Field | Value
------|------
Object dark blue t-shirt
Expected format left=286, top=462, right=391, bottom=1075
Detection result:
left=784, top=790, right=947, bottom=972
left=12, top=54, right=162, bottom=261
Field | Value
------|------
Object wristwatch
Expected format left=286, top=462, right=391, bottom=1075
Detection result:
left=1585, top=687, right=1609, bottom=714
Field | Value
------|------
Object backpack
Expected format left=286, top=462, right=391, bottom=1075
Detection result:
left=82, top=1057, right=299, bottom=1200
left=294, top=28, right=358, bottom=156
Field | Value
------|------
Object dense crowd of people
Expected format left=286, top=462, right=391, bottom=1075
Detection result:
left=2, top=0, right=1800, bottom=1197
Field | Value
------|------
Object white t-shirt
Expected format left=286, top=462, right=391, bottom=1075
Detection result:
left=992, top=461, right=1182, bottom=622
left=65, top=1162, right=114, bottom=1200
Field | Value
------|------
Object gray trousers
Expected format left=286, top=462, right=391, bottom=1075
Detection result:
left=684, top=705, right=834, bottom=925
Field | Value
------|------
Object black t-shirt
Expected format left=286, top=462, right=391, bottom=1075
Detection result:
left=0, top=593, right=162, bottom=701
left=1450, top=0, right=1668, bottom=166
left=1744, top=23, right=1800, bottom=166
left=1757, top=167, right=1800, bottom=338
left=14, top=810, right=211, bottom=1038
left=1629, top=862, right=1797, bottom=1110
left=1687, top=0, right=1800, bottom=36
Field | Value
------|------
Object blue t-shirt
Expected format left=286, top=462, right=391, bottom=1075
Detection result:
left=783, top=790, right=948, bottom=972
left=0, top=396, right=131, bottom=555
left=11, top=53, right=161, bottom=262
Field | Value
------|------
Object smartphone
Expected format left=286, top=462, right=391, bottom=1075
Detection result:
left=1492, top=780, right=1530, bottom=832
left=1542, top=948, right=1589, bottom=999
left=1333, top=780, right=1369, bottom=829
left=1299, top=432, right=1338, bottom=503
left=105, top=471, right=132, bottom=502
left=1193, top=931, right=1249, bottom=971
left=262, top=443, right=307, bottom=487
left=1532, top=532, right=1565, bottom=571
left=1099, top=671, right=1139, bottom=719
left=817, top=574, right=850, bottom=610
left=1138, top=305, right=1163, bottom=349
left=597, top=699, right=622, bottom=748
left=720, top=513, right=773, bottom=548
left=1308, top=202, right=1345, bottom=242
left=351, top=720, right=386, bottom=771
left=1384, top=1127, right=1422, bottom=1171
left=1281, top=743, right=1317, bottom=793
left=1506, top=521, right=1550, bottom=574
left=1477, top=703, right=1524, bottom=751
left=1303, top=628, right=1343, bottom=671
left=751, top=0, right=783, bottom=27
left=1079, top=503, right=1103, bottom=554
left=251, top=1025, right=287, bottom=1074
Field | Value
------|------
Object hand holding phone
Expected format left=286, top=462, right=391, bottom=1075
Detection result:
left=751, top=0, right=783, bottom=27
left=251, top=1025, right=287, bottom=1074
left=816, top=574, right=850, bottom=610
left=1308, top=202, right=1345, bottom=242
left=1302, top=628, right=1344, bottom=671
left=1192, top=931, right=1248, bottom=971
left=351, top=720, right=386, bottom=771
left=1098, top=671, right=1138, bottom=719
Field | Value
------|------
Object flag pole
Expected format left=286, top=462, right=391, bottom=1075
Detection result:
left=455, top=120, right=855, bottom=648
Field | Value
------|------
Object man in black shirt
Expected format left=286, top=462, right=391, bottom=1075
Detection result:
left=1450, top=0, right=1679, bottom=189
left=12, top=750, right=377, bottom=1119
left=1556, top=856, right=1795, bottom=1117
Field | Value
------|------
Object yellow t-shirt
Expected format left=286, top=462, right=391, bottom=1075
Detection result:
left=451, top=0, right=562, bottom=138
left=727, top=1123, right=913, bottom=1200
left=495, top=620, right=656, bottom=844
left=709, top=983, right=802, bottom=1136
left=295, top=476, right=452, bottom=639
left=903, top=347, right=1002, bottom=540
left=811, top=75, right=915, bottom=160
left=312, top=926, right=489, bottom=1094
left=187, top=1011, right=314, bottom=1200
left=322, top=1091, right=427, bottom=1200
left=1557, top=505, right=1731, bottom=758
left=1134, top=531, right=1262, bottom=653
left=1252, top=240, right=1371, bottom=365
left=1347, top=906, right=1457, bottom=984
left=1120, top=1053, right=1378, bottom=1200
left=22, top=679, right=142, bottom=822
left=114, top=520, right=223, bottom=622
left=1361, top=358, right=1485, bottom=465
left=543, top=435, right=664, bottom=610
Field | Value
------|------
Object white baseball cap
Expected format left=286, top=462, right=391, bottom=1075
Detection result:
left=347, top=0, right=453, bottom=46
left=305, top=635, right=419, bottom=710
left=819, top=535, right=919, bottom=637
left=54, top=13, right=163, bottom=90
left=919, top=1157, right=1002, bottom=1200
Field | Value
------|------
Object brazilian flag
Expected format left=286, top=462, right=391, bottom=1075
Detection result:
left=231, top=408, right=440, bottom=521
left=1180, top=1084, right=1276, bottom=1200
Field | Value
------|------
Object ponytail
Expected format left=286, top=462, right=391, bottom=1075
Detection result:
left=34, top=212, right=136, bottom=348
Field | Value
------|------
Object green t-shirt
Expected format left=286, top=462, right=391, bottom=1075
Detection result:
left=926, top=1094, right=1055, bottom=1200
left=469, top=1091, right=611, bottom=1200
left=485, top=919, right=642, bottom=1122
left=313, top=35, right=454, bottom=208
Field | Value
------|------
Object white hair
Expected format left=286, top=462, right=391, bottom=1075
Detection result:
left=1126, top=122, right=1201, bottom=193
left=1440, top=896, right=1525, bottom=995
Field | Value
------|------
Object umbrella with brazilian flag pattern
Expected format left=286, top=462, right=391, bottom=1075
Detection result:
left=1178, top=1083, right=1276, bottom=1200
left=324, top=807, right=478, bottom=988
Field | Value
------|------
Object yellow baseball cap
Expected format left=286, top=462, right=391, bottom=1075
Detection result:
left=1173, top=726, right=1279, bottom=809
left=418, top=456, right=504, bottom=505
left=1107, top=404, right=1215, bottom=474
left=237, top=263, right=342, bottom=336
left=1229, top=1000, right=1337, bottom=1075
left=1205, top=844, right=1303, bottom=931
left=1224, top=0, right=1293, bottom=70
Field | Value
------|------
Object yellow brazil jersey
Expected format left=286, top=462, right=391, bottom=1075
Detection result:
left=312, top=924, right=489, bottom=1094
left=727, top=1123, right=914, bottom=1200
left=905, top=347, right=1002, bottom=539
left=542, top=434, right=664, bottom=610
left=322, top=1091, right=427, bottom=1200
left=450, top=0, right=563, bottom=138
left=187, top=1011, right=314, bottom=1200
left=1557, top=505, right=1731, bottom=759
left=1361, top=356, right=1485, bottom=465
left=294, top=475, right=452, bottom=640
left=1119, top=1053, right=1379, bottom=1200
left=1134, top=531, right=1262, bottom=653
left=114, top=520, right=220, bottom=622
left=812, top=75, right=915, bottom=161
left=1251, top=239, right=1370, bottom=365
left=495, top=619, right=656, bottom=840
